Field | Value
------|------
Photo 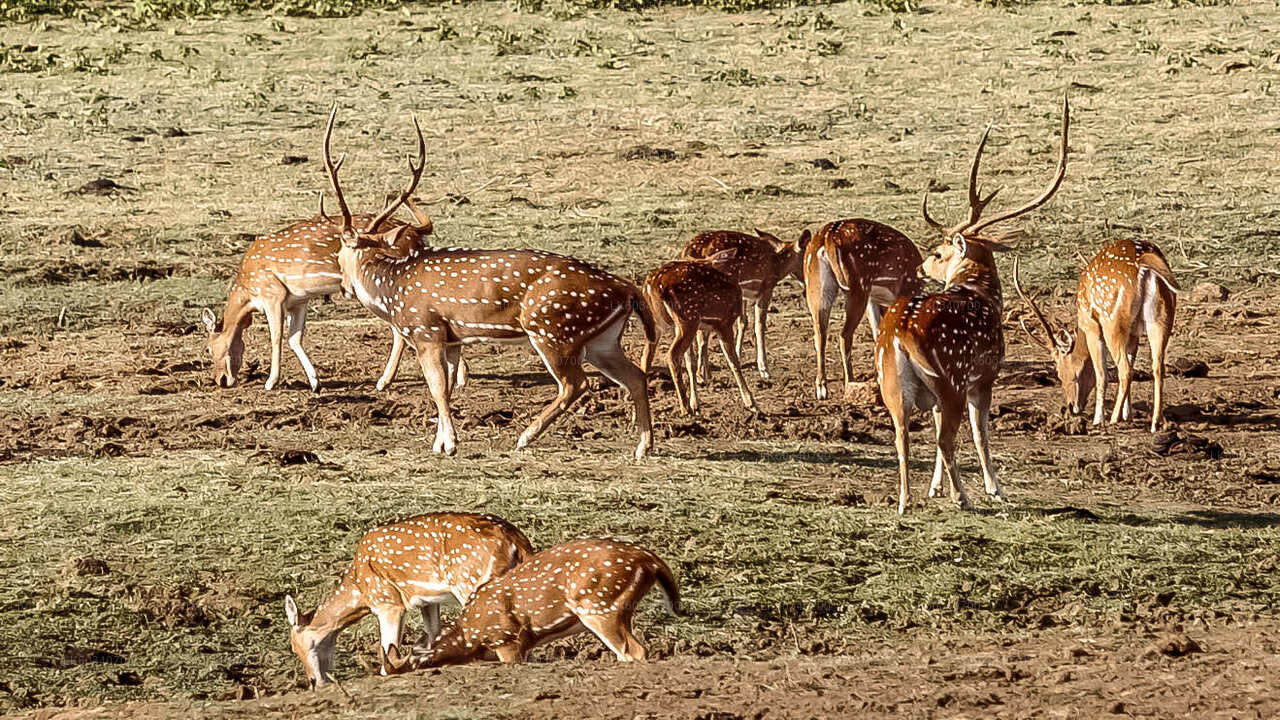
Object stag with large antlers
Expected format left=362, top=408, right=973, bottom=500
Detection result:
left=322, top=108, right=655, bottom=458
left=679, top=229, right=804, bottom=381
left=283, top=512, right=533, bottom=688
left=381, top=538, right=679, bottom=671
left=801, top=220, right=924, bottom=400
left=203, top=215, right=437, bottom=393
left=1014, top=240, right=1178, bottom=433
left=877, top=97, right=1069, bottom=514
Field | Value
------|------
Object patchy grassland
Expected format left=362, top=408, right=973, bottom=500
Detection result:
left=1, top=0, right=1279, bottom=716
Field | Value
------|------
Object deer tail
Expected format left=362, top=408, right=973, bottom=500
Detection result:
left=650, top=554, right=682, bottom=617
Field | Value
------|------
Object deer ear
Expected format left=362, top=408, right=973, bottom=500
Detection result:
left=285, top=595, right=301, bottom=627
left=1054, top=329, right=1074, bottom=353
left=795, top=229, right=811, bottom=254
left=951, top=234, right=967, bottom=255
left=754, top=227, right=780, bottom=243
left=201, top=308, right=219, bottom=334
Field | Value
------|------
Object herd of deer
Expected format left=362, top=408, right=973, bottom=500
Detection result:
left=202, top=97, right=1181, bottom=683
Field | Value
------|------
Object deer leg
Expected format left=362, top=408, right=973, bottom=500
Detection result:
left=519, top=340, right=588, bottom=450
left=494, top=644, right=527, bottom=664
left=417, top=340, right=457, bottom=456
left=734, top=299, right=748, bottom=359
left=937, top=396, right=972, bottom=510
left=585, top=314, right=653, bottom=460
left=445, top=345, right=466, bottom=394
left=967, top=385, right=1004, bottom=500
left=694, top=330, right=711, bottom=385
left=577, top=613, right=634, bottom=662
left=715, top=321, right=756, bottom=411
left=838, top=286, right=870, bottom=393
left=928, top=407, right=946, bottom=499
left=261, top=296, right=286, bottom=391
left=808, top=263, right=838, bottom=400
left=1147, top=313, right=1173, bottom=434
left=666, top=321, right=696, bottom=415
left=419, top=603, right=440, bottom=649
left=376, top=330, right=406, bottom=392
left=284, top=302, right=321, bottom=393
left=1082, top=320, right=1108, bottom=426
left=1108, top=327, right=1135, bottom=426
left=754, top=287, right=773, bottom=379
left=376, top=607, right=406, bottom=674
left=865, top=301, right=884, bottom=342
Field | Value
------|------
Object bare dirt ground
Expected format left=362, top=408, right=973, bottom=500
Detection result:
left=2, top=0, right=1279, bottom=717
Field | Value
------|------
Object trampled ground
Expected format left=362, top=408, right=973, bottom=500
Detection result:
left=1, top=0, right=1279, bottom=717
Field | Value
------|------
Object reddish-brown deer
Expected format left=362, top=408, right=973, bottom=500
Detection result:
left=1014, top=239, right=1178, bottom=432
left=381, top=538, right=679, bottom=670
left=283, top=512, right=533, bottom=688
left=203, top=215, right=466, bottom=393
left=321, top=108, right=655, bottom=458
left=876, top=97, right=1069, bottom=514
left=679, top=229, right=803, bottom=380
left=639, top=250, right=756, bottom=414
left=800, top=220, right=923, bottom=400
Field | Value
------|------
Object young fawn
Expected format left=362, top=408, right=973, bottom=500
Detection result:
left=877, top=97, right=1069, bottom=514
left=1014, top=239, right=1178, bottom=432
left=321, top=108, right=656, bottom=458
left=640, top=249, right=756, bottom=414
left=679, top=229, right=803, bottom=380
left=799, top=220, right=923, bottom=400
left=382, top=538, right=679, bottom=671
left=283, top=512, right=532, bottom=688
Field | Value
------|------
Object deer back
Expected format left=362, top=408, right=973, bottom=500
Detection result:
left=806, top=219, right=924, bottom=298
left=681, top=230, right=801, bottom=288
left=643, top=260, right=742, bottom=326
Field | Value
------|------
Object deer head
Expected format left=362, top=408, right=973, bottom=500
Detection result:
left=203, top=307, right=247, bottom=388
left=920, top=97, right=1070, bottom=286
left=753, top=228, right=804, bottom=282
left=1012, top=256, right=1095, bottom=414
left=284, top=595, right=337, bottom=688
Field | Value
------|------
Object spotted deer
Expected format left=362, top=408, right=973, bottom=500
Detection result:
left=321, top=108, right=655, bottom=458
left=679, top=229, right=804, bottom=380
left=639, top=250, right=756, bottom=414
left=283, top=512, right=533, bottom=688
left=876, top=97, right=1069, bottom=514
left=381, top=538, right=679, bottom=671
left=1014, top=239, right=1178, bottom=433
left=801, top=220, right=924, bottom=400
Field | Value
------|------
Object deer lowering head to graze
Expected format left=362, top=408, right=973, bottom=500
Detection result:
left=639, top=250, right=756, bottom=415
left=380, top=538, right=679, bottom=672
left=320, top=107, right=655, bottom=458
left=876, top=97, right=1069, bottom=514
left=679, top=229, right=804, bottom=380
left=799, top=219, right=923, bottom=401
left=1014, top=239, right=1178, bottom=433
left=283, top=512, right=532, bottom=688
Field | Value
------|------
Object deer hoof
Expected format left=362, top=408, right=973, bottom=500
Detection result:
left=815, top=383, right=828, bottom=400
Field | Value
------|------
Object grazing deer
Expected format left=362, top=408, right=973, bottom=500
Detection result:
left=203, top=215, right=466, bottom=393
left=382, top=538, right=679, bottom=671
left=801, top=220, right=924, bottom=400
left=876, top=97, right=1069, bottom=514
left=322, top=108, right=655, bottom=458
left=679, top=229, right=804, bottom=380
left=639, top=250, right=756, bottom=414
left=1014, top=239, right=1178, bottom=432
left=283, top=512, right=533, bottom=688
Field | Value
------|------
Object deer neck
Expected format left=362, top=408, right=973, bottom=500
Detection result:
left=945, top=258, right=1003, bottom=313
left=337, top=246, right=398, bottom=320
left=420, top=622, right=483, bottom=667
left=218, top=286, right=254, bottom=340
left=305, top=575, right=374, bottom=641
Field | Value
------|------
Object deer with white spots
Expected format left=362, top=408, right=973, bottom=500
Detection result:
left=639, top=250, right=756, bottom=415
left=1014, top=238, right=1178, bottom=433
left=679, top=229, right=804, bottom=381
left=876, top=97, right=1069, bottom=514
left=800, top=219, right=924, bottom=401
left=322, top=108, right=655, bottom=458
left=381, top=538, right=679, bottom=671
left=283, top=512, right=533, bottom=688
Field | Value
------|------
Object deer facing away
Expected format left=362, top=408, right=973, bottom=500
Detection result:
left=321, top=108, right=656, bottom=458
left=877, top=97, right=1070, bottom=514
left=1014, top=238, right=1178, bottom=432
left=283, top=512, right=533, bottom=688
left=382, top=538, right=680, bottom=671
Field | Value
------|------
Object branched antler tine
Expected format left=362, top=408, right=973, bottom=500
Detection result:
left=921, top=190, right=945, bottom=231
left=963, top=123, right=993, bottom=228
left=365, top=116, right=428, bottom=233
left=969, top=96, right=1071, bottom=234
left=976, top=185, right=1002, bottom=215
left=322, top=105, right=354, bottom=236
left=318, top=192, right=332, bottom=224
left=1012, top=255, right=1058, bottom=352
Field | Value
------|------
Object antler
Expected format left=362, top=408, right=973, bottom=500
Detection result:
left=1012, top=255, right=1062, bottom=353
left=364, top=115, right=427, bottom=234
left=966, top=96, right=1070, bottom=235
left=921, top=191, right=945, bottom=232
left=322, top=104, right=354, bottom=238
